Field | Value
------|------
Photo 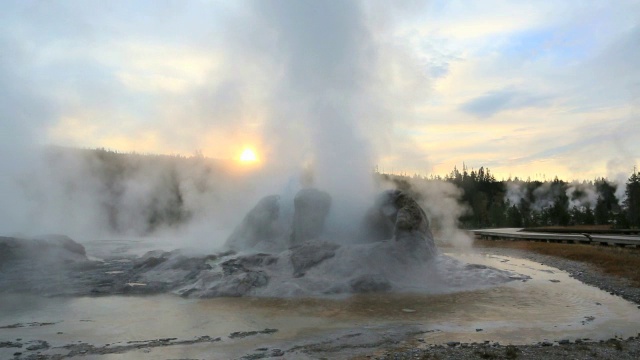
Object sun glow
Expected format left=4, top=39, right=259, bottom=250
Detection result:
left=239, top=148, right=258, bottom=163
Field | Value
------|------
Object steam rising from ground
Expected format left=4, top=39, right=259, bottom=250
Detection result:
left=256, top=1, right=376, bottom=237
left=505, top=179, right=626, bottom=212
left=566, top=182, right=599, bottom=209
left=380, top=177, right=473, bottom=248
left=0, top=2, right=439, bottom=251
left=0, top=146, right=473, bottom=253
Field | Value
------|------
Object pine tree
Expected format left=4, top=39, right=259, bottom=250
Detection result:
left=624, top=168, right=640, bottom=228
left=594, top=196, right=610, bottom=225
left=506, top=204, right=523, bottom=227
left=551, top=192, right=570, bottom=226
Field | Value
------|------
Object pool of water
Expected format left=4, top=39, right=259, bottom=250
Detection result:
left=1, top=252, right=639, bottom=359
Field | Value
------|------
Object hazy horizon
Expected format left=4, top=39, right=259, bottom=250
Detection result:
left=36, top=145, right=640, bottom=183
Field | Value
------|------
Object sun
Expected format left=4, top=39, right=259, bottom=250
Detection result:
left=239, top=148, right=258, bottom=163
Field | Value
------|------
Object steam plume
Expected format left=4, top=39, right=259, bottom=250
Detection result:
left=0, top=1, right=433, bottom=250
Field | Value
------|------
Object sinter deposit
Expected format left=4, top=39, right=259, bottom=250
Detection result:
left=0, top=189, right=526, bottom=298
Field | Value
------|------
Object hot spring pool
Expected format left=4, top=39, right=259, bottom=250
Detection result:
left=1, top=252, right=639, bottom=359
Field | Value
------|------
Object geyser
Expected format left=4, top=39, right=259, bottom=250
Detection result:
left=164, top=188, right=502, bottom=298
left=1, top=187, right=523, bottom=298
left=190, top=187, right=439, bottom=297
left=226, top=188, right=436, bottom=253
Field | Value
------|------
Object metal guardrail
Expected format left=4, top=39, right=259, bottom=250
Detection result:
left=472, top=229, right=640, bottom=247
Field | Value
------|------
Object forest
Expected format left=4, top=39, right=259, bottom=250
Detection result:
left=30, top=147, right=640, bottom=235
left=383, top=165, right=640, bottom=230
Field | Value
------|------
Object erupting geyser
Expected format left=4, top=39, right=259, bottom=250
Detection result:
left=226, top=188, right=436, bottom=255
left=1, top=187, right=525, bottom=298
left=172, top=187, right=438, bottom=297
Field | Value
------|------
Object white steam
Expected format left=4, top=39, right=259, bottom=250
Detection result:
left=379, top=176, right=473, bottom=249
left=0, top=1, right=439, bottom=250
left=607, top=159, right=632, bottom=204
left=505, top=181, right=526, bottom=206
left=504, top=178, right=624, bottom=213
left=531, top=182, right=560, bottom=210
left=566, top=181, right=599, bottom=209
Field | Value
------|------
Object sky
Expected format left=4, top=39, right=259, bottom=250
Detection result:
left=1, top=0, right=639, bottom=182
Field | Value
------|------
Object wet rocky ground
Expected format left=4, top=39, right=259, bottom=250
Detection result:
left=4, top=236, right=640, bottom=359
left=365, top=337, right=640, bottom=360
left=0, top=327, right=281, bottom=360
left=362, top=245, right=640, bottom=360
left=479, top=246, right=640, bottom=306
left=0, top=188, right=442, bottom=299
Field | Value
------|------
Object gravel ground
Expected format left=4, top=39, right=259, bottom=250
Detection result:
left=363, top=245, right=640, bottom=360
left=366, top=338, right=640, bottom=360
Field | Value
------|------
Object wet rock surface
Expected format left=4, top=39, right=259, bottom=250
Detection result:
left=290, top=188, right=332, bottom=246
left=290, top=240, right=339, bottom=277
left=362, top=190, right=437, bottom=260
left=3, top=244, right=640, bottom=359
left=0, top=235, right=87, bottom=266
left=224, top=188, right=437, bottom=260
left=477, top=246, right=640, bottom=307
left=359, top=246, right=640, bottom=360
left=349, top=273, right=392, bottom=293
left=0, top=191, right=520, bottom=298
left=225, top=195, right=282, bottom=251
left=74, top=189, right=451, bottom=298
left=6, top=190, right=640, bottom=358
left=369, top=337, right=640, bottom=360
left=0, top=236, right=98, bottom=296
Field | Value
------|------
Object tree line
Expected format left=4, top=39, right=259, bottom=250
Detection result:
left=382, top=165, right=640, bottom=229
left=43, top=147, right=640, bottom=232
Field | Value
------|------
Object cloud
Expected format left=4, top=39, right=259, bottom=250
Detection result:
left=1, top=0, right=639, bottom=185
left=459, top=88, right=551, bottom=118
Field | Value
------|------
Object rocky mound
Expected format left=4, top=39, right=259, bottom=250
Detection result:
left=225, top=188, right=437, bottom=257
left=0, top=189, right=526, bottom=298
left=0, top=235, right=87, bottom=267
left=134, top=189, right=497, bottom=298
left=0, top=235, right=95, bottom=295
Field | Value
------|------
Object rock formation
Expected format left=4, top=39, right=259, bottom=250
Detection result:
left=361, top=190, right=437, bottom=260
left=289, top=188, right=332, bottom=246
left=225, top=188, right=333, bottom=251
left=0, top=235, right=87, bottom=267
left=0, top=235, right=95, bottom=296
left=1, top=189, right=520, bottom=299
left=290, top=240, right=339, bottom=277
left=159, top=188, right=442, bottom=298
left=225, top=195, right=282, bottom=251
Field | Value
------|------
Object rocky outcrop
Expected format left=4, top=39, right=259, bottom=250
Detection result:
left=361, top=190, right=437, bottom=260
left=0, top=235, right=88, bottom=267
left=225, top=188, right=333, bottom=251
left=0, top=235, right=98, bottom=296
left=175, top=252, right=276, bottom=297
left=290, top=241, right=339, bottom=277
left=290, top=188, right=332, bottom=246
left=0, top=189, right=456, bottom=298
left=349, top=273, right=391, bottom=293
left=225, top=195, right=282, bottom=251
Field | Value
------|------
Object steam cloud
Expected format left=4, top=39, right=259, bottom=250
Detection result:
left=254, top=1, right=376, bottom=237
left=0, top=1, right=444, bottom=251
left=403, top=178, right=473, bottom=249
left=505, top=179, right=625, bottom=212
